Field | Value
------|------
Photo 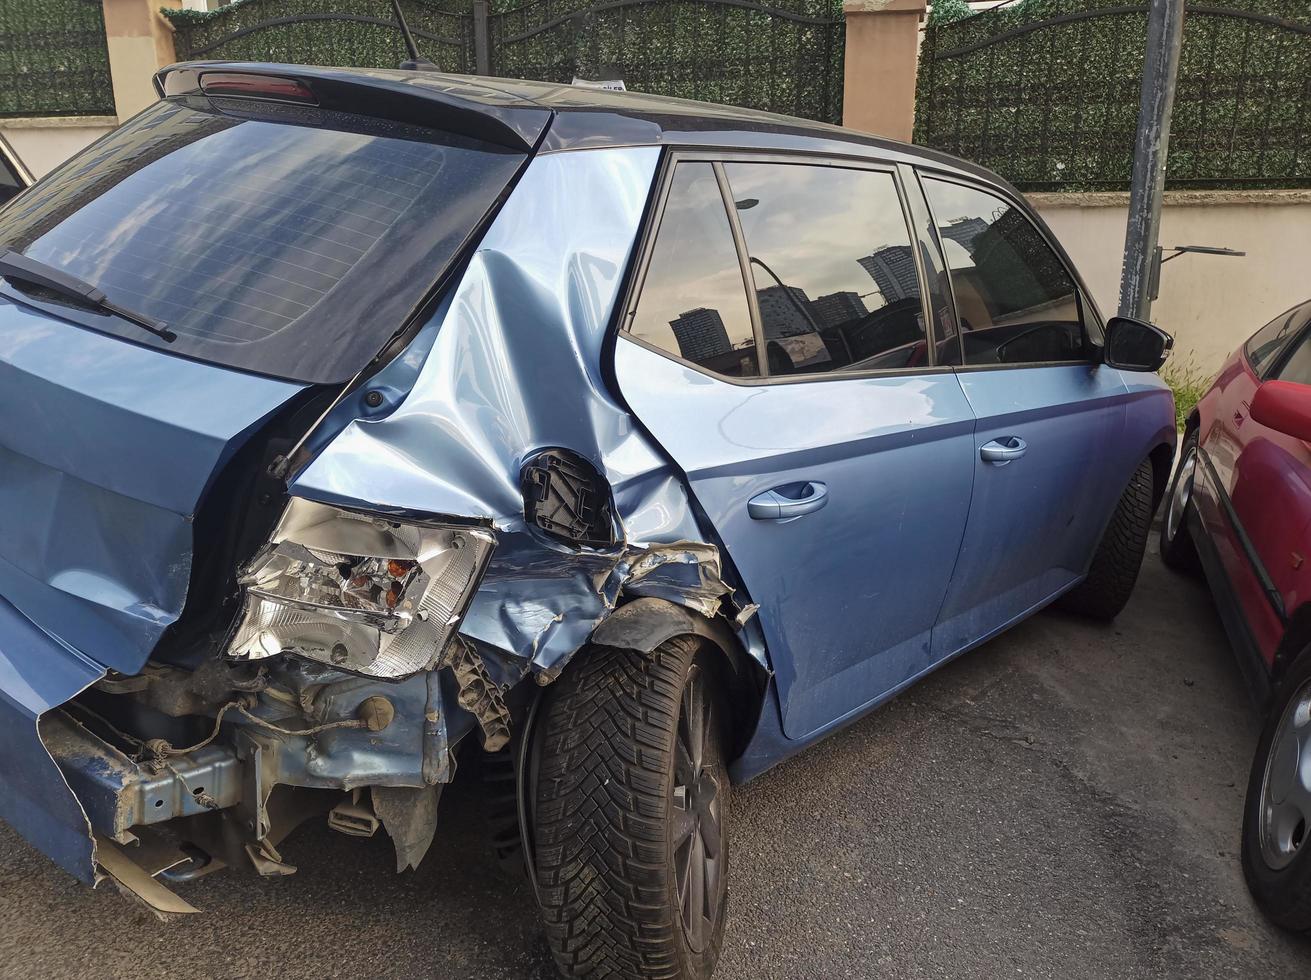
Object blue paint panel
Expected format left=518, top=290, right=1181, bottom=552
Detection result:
left=933, top=364, right=1129, bottom=656
left=0, top=298, right=305, bottom=676
left=0, top=594, right=103, bottom=883
left=614, top=341, right=977, bottom=739
left=292, top=147, right=719, bottom=674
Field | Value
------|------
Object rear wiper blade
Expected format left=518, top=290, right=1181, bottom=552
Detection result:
left=0, top=248, right=176, bottom=342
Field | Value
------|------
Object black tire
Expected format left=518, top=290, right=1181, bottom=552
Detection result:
left=1242, top=646, right=1311, bottom=932
left=533, top=637, right=730, bottom=979
left=1058, top=457, right=1154, bottom=621
left=1160, top=428, right=1203, bottom=575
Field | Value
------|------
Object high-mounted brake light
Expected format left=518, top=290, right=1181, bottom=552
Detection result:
left=198, top=72, right=318, bottom=105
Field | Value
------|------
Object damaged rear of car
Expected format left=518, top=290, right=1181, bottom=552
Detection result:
left=1, top=59, right=1177, bottom=980
left=0, top=65, right=760, bottom=922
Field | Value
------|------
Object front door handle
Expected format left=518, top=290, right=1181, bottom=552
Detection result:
left=980, top=436, right=1027, bottom=465
left=748, top=481, right=829, bottom=521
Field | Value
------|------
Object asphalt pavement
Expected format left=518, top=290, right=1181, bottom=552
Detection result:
left=2, top=543, right=1310, bottom=979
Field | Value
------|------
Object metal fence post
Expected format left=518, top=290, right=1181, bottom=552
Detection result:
left=1118, top=0, right=1186, bottom=321
left=473, top=0, right=491, bottom=76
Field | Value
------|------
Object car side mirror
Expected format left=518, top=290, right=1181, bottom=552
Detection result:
left=1103, top=316, right=1173, bottom=372
left=1251, top=380, right=1311, bottom=442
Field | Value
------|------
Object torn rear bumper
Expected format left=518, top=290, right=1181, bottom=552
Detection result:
left=0, top=593, right=104, bottom=883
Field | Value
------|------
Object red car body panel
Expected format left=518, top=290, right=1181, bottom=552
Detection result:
left=1192, top=314, right=1311, bottom=677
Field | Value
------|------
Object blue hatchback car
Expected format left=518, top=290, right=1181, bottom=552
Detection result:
left=0, top=64, right=1175, bottom=979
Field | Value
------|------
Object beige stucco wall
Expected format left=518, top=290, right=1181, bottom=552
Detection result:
left=1032, top=190, right=1311, bottom=376
left=0, top=117, right=117, bottom=178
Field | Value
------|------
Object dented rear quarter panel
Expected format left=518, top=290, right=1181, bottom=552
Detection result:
left=292, top=146, right=754, bottom=680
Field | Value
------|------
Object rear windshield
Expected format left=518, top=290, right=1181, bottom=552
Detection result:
left=0, top=96, right=525, bottom=383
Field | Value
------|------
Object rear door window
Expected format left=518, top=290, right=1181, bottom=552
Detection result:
left=629, top=162, right=760, bottom=378
left=723, top=162, right=928, bottom=376
left=0, top=97, right=525, bottom=384
left=923, top=177, right=1088, bottom=366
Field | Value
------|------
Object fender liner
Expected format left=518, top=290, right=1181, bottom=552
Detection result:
left=590, top=597, right=740, bottom=666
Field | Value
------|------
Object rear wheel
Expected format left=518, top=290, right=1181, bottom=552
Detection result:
left=1059, top=457, right=1155, bottom=621
left=533, top=637, right=729, bottom=979
left=1243, top=647, right=1311, bottom=932
left=1160, top=429, right=1202, bottom=574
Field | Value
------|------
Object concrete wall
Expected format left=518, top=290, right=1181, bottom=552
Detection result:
left=0, top=117, right=117, bottom=178
left=844, top=0, right=926, bottom=142
left=1032, top=190, right=1311, bottom=376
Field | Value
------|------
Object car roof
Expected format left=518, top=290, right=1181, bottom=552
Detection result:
left=159, top=62, right=1009, bottom=190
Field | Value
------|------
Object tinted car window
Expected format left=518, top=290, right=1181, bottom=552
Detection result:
left=724, top=162, right=927, bottom=376
left=1275, top=328, right=1311, bottom=386
left=629, top=162, right=759, bottom=378
left=0, top=155, right=21, bottom=207
left=0, top=97, right=524, bottom=384
left=924, top=178, right=1086, bottom=366
left=1247, top=305, right=1306, bottom=377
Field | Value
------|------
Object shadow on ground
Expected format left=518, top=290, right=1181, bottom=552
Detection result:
left=2, top=550, right=1309, bottom=979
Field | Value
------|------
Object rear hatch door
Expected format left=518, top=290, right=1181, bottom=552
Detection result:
left=0, top=76, right=538, bottom=673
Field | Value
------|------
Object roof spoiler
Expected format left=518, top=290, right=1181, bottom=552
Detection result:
left=155, top=62, right=551, bottom=153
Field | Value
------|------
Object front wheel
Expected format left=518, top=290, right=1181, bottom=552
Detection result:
left=1059, top=456, right=1154, bottom=621
left=533, top=637, right=730, bottom=979
left=1160, top=429, right=1202, bottom=574
left=1242, top=647, right=1311, bottom=933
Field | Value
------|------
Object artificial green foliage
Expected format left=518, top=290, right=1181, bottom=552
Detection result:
left=0, top=0, right=114, bottom=117
left=927, top=0, right=972, bottom=25
left=915, top=0, right=1311, bottom=190
left=165, top=0, right=477, bottom=72
left=163, top=0, right=847, bottom=123
left=485, top=0, right=845, bottom=122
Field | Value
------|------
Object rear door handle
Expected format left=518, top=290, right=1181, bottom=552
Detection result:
left=748, top=481, right=829, bottom=521
left=980, top=436, right=1027, bottom=465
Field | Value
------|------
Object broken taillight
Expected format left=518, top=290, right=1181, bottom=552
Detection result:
left=227, top=499, right=494, bottom=679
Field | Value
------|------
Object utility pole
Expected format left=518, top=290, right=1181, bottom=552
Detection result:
left=1118, top=0, right=1186, bottom=321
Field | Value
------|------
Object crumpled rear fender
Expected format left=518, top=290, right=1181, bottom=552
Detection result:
left=292, top=146, right=767, bottom=682
left=0, top=593, right=103, bottom=883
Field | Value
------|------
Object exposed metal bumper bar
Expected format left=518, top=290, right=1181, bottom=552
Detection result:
left=41, top=709, right=242, bottom=843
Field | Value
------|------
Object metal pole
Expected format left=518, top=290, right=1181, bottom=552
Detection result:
left=1118, top=0, right=1185, bottom=321
left=473, top=0, right=491, bottom=76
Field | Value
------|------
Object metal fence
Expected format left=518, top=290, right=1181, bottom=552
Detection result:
left=915, top=0, right=1311, bottom=190
left=165, top=0, right=847, bottom=123
left=0, top=0, right=114, bottom=117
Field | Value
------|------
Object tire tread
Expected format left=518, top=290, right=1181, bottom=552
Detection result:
left=1060, top=457, right=1155, bottom=621
left=534, top=636, right=715, bottom=979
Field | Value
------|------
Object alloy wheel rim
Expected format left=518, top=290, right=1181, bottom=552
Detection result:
left=672, top=665, right=723, bottom=953
left=1260, top=679, right=1311, bottom=870
left=1165, top=448, right=1196, bottom=543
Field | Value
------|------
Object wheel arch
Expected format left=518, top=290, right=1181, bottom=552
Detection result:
left=588, top=597, right=769, bottom=761
left=1148, top=440, right=1175, bottom=515
left=1273, top=603, right=1311, bottom=688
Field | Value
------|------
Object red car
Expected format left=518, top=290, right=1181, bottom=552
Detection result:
left=1161, top=299, right=1311, bottom=931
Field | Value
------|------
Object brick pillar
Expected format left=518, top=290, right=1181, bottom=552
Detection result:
left=102, top=0, right=181, bottom=120
left=842, top=0, right=927, bottom=143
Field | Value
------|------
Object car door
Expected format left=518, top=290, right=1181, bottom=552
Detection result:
left=612, top=156, right=977, bottom=739
left=1200, top=305, right=1311, bottom=661
left=919, top=173, right=1130, bottom=657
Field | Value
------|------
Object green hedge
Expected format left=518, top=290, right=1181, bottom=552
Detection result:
left=0, top=0, right=114, bottom=117
left=916, top=0, right=1311, bottom=190
left=485, top=0, right=845, bottom=122
left=165, top=0, right=476, bottom=72
left=163, top=0, right=847, bottom=124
